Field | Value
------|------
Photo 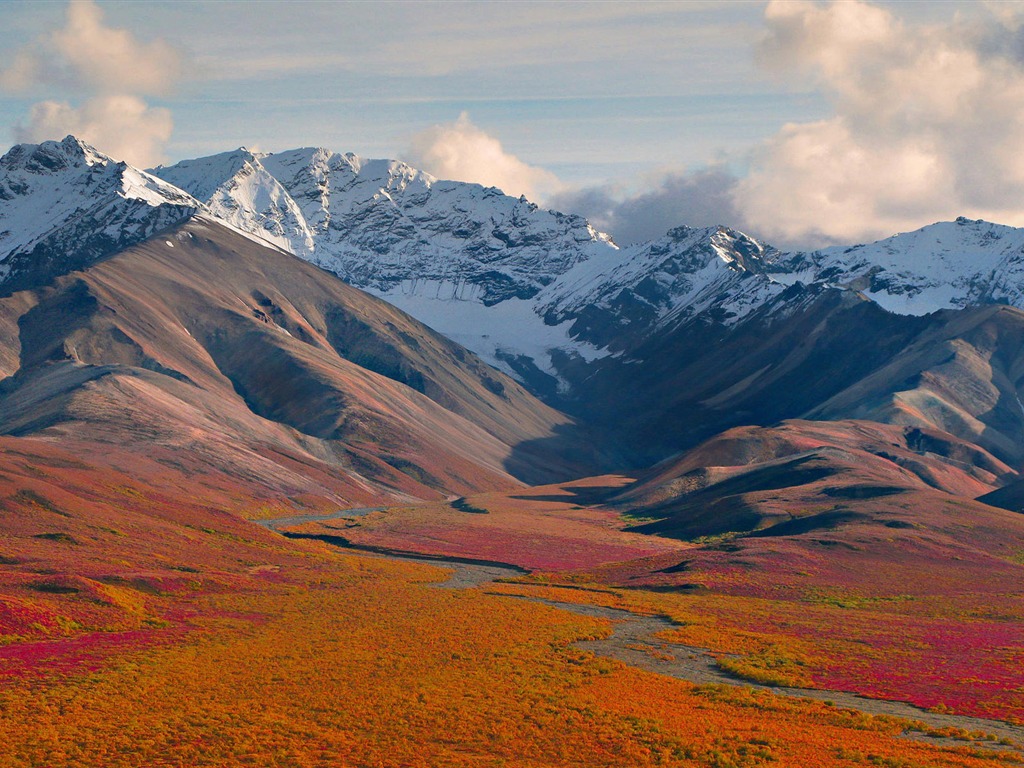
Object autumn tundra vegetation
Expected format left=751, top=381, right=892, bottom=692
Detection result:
left=1, top=448, right=1022, bottom=767
left=1, top=139, right=1024, bottom=766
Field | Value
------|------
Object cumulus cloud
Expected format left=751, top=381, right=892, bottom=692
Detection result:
left=407, top=113, right=561, bottom=202
left=549, top=167, right=742, bottom=245
left=15, top=96, right=173, bottom=169
left=1, top=0, right=180, bottom=166
left=733, top=0, right=1024, bottom=247
left=1, top=0, right=180, bottom=95
left=551, top=1, right=1024, bottom=250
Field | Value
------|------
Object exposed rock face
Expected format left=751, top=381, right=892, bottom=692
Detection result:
left=8, top=137, right=1024, bottom=470
left=154, top=147, right=615, bottom=306
left=0, top=137, right=199, bottom=293
left=0, top=216, right=610, bottom=504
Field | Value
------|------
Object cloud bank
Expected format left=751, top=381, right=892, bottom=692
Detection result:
left=2, top=0, right=179, bottom=167
left=407, top=113, right=560, bottom=202
left=735, top=0, right=1024, bottom=247
left=549, top=167, right=742, bottom=245
left=552, top=1, right=1024, bottom=250
left=406, top=114, right=741, bottom=245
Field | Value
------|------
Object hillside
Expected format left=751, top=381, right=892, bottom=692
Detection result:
left=0, top=215, right=610, bottom=505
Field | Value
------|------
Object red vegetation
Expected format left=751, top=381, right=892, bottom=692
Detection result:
left=0, top=412, right=1020, bottom=757
left=292, top=475, right=690, bottom=571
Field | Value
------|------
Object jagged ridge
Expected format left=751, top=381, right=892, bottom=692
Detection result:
left=0, top=136, right=200, bottom=293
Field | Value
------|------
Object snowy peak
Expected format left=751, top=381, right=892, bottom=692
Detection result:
left=0, top=136, right=200, bottom=292
left=149, top=144, right=630, bottom=389
left=152, top=147, right=265, bottom=202
left=155, top=147, right=314, bottom=256
left=775, top=217, right=1024, bottom=315
left=153, top=145, right=616, bottom=305
left=539, top=224, right=783, bottom=340
left=706, top=225, right=777, bottom=273
left=0, top=134, right=101, bottom=174
left=147, top=138, right=1024, bottom=325
left=0, top=135, right=196, bottom=210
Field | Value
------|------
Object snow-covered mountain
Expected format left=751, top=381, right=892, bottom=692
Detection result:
left=151, top=147, right=628, bottom=384
left=148, top=148, right=1024, bottom=466
left=537, top=225, right=786, bottom=348
left=153, top=147, right=615, bottom=303
left=774, top=217, right=1024, bottom=315
left=0, top=136, right=199, bottom=292
left=9, top=136, right=1024, bottom=397
left=9, top=136, right=1024, bottom=468
left=150, top=147, right=797, bottom=385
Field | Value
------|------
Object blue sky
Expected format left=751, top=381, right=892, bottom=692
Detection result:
left=0, top=1, right=1018, bottom=248
left=0, top=2, right=822, bottom=180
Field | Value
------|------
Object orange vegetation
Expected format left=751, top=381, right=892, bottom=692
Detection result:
left=488, top=577, right=1024, bottom=723
left=0, top=548, right=1016, bottom=768
left=1, top=440, right=1022, bottom=764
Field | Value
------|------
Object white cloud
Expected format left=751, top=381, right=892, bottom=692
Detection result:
left=1, top=0, right=180, bottom=96
left=1, top=0, right=180, bottom=165
left=732, top=0, right=1024, bottom=247
left=407, top=113, right=560, bottom=202
left=15, top=96, right=173, bottom=168
left=51, top=0, right=180, bottom=95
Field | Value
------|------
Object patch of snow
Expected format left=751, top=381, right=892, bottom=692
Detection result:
left=370, top=280, right=610, bottom=381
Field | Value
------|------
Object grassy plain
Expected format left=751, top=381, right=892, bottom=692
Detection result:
left=2, top=550, right=1019, bottom=768
left=2, top=452, right=1023, bottom=765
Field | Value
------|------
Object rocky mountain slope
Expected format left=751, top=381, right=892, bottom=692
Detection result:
left=6, top=136, right=1024, bottom=471
left=0, top=137, right=200, bottom=294
left=150, top=148, right=806, bottom=385
left=149, top=144, right=1024, bottom=409
left=0, top=214, right=610, bottom=510
left=10, top=138, right=1024, bottom=386
left=154, top=147, right=616, bottom=301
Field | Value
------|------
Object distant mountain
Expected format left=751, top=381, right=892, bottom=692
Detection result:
left=151, top=146, right=624, bottom=391
left=0, top=212, right=611, bottom=507
left=613, top=419, right=1011, bottom=540
left=149, top=148, right=818, bottom=396
left=7, top=136, right=1024, bottom=470
left=149, top=145, right=1024, bottom=407
left=6, top=132, right=1024, bottom=649
left=153, top=147, right=615, bottom=301
left=775, top=217, right=1024, bottom=315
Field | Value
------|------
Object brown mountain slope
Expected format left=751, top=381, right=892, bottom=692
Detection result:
left=569, top=419, right=1024, bottom=610
left=614, top=419, right=1013, bottom=540
left=806, top=304, right=1024, bottom=463
left=561, top=288, right=1024, bottom=469
left=0, top=217, right=608, bottom=505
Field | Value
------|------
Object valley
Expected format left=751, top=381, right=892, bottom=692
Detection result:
left=0, top=135, right=1023, bottom=766
left=263, top=524, right=1024, bottom=749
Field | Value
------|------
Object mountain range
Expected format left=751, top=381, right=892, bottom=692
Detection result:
left=3, top=134, right=1024, bottom=529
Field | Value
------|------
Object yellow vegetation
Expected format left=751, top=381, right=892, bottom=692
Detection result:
left=0, top=551, right=1014, bottom=767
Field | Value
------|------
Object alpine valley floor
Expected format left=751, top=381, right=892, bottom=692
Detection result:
left=2, top=464, right=1023, bottom=767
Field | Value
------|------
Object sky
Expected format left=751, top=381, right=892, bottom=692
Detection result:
left=0, top=0, right=1022, bottom=249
